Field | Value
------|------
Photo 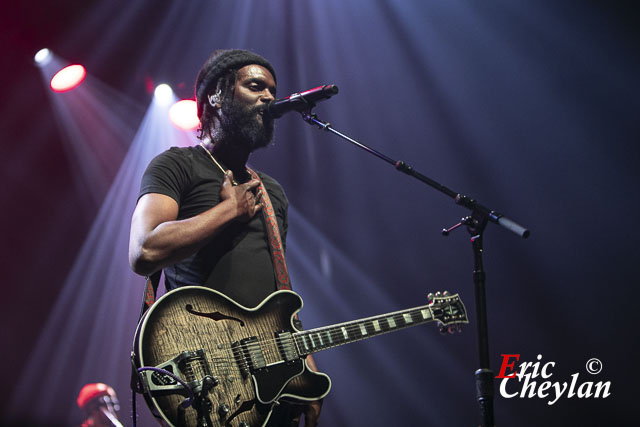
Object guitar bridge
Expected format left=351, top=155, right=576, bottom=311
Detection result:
left=140, top=349, right=213, bottom=396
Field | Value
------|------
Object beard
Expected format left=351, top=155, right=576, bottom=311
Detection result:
left=217, top=99, right=275, bottom=152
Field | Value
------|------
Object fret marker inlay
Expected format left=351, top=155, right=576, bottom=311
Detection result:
left=373, top=320, right=381, bottom=332
left=388, top=317, right=396, bottom=328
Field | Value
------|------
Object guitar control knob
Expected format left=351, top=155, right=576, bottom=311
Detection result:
left=218, top=403, right=230, bottom=417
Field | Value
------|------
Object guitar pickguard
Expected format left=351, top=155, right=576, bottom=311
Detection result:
left=252, top=359, right=304, bottom=404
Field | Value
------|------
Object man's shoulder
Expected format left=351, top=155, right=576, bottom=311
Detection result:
left=147, top=145, right=202, bottom=170
left=158, top=145, right=200, bottom=160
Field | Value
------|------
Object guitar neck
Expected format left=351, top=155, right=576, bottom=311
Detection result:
left=293, top=304, right=436, bottom=356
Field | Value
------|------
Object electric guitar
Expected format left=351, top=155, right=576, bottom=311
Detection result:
left=132, top=286, right=468, bottom=427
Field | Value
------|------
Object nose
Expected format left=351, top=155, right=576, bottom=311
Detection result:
left=260, top=91, right=275, bottom=103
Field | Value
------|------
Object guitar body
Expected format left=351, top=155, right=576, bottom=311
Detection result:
left=133, top=286, right=331, bottom=427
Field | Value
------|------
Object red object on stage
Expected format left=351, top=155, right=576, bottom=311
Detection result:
left=51, top=64, right=86, bottom=92
left=77, top=383, right=112, bottom=409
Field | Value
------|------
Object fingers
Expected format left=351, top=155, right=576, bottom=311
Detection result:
left=289, top=408, right=302, bottom=427
left=304, top=403, right=320, bottom=427
left=242, top=181, right=262, bottom=217
left=288, top=403, right=320, bottom=427
left=224, top=169, right=259, bottom=189
left=244, top=178, right=261, bottom=190
left=252, top=195, right=263, bottom=215
left=221, top=171, right=233, bottom=189
left=222, top=170, right=264, bottom=218
left=244, top=180, right=263, bottom=212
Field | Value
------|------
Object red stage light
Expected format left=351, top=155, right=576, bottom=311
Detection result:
left=169, top=100, right=200, bottom=131
left=50, top=65, right=87, bottom=92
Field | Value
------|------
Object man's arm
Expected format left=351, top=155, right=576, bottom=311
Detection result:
left=129, top=171, right=262, bottom=276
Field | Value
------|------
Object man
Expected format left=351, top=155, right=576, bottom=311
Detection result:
left=129, top=49, right=321, bottom=426
left=76, top=383, right=123, bottom=427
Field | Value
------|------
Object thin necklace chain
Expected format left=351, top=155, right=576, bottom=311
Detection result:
left=199, top=142, right=239, bottom=185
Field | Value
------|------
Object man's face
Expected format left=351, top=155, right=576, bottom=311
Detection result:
left=219, top=64, right=277, bottom=151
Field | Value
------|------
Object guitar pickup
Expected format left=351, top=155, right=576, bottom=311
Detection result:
left=238, top=337, right=266, bottom=372
left=275, top=331, right=298, bottom=363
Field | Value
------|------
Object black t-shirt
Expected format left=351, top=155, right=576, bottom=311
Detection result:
left=138, top=145, right=288, bottom=307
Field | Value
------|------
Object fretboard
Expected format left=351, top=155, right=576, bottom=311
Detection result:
left=293, top=305, right=435, bottom=355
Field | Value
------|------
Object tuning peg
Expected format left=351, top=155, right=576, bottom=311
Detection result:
left=435, top=291, right=442, bottom=297
left=443, top=291, right=450, bottom=296
left=427, top=292, right=435, bottom=303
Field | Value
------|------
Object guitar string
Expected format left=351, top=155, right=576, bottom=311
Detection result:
left=245, top=312, right=431, bottom=360
left=185, top=309, right=447, bottom=371
left=191, top=297, right=454, bottom=353
left=177, top=321, right=389, bottom=372
left=247, top=307, right=441, bottom=356
left=166, top=304, right=460, bottom=378
left=168, top=319, right=465, bottom=387
left=210, top=311, right=423, bottom=359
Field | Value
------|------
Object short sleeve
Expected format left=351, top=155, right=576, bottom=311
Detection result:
left=138, top=148, right=191, bottom=205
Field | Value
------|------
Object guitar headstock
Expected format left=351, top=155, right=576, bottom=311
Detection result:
left=428, top=291, right=469, bottom=334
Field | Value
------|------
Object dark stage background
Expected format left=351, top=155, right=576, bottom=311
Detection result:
left=1, top=1, right=638, bottom=426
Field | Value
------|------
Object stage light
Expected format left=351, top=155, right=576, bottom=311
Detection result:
left=154, top=84, right=173, bottom=105
left=50, top=65, right=87, bottom=92
left=169, top=99, right=199, bottom=130
left=34, top=48, right=53, bottom=67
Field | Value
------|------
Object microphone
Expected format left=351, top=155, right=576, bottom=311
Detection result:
left=266, top=84, right=339, bottom=118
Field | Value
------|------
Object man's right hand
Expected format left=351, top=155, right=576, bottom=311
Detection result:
left=129, top=170, right=263, bottom=276
left=220, top=170, right=263, bottom=222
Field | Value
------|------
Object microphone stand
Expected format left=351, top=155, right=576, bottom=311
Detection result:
left=299, top=109, right=529, bottom=427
